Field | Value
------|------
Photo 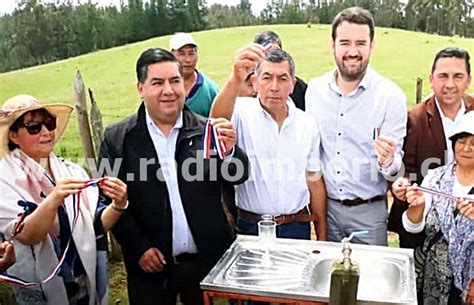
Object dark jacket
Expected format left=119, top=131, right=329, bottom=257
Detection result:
left=388, top=95, right=474, bottom=248
left=290, top=77, right=307, bottom=111
left=99, top=104, right=249, bottom=282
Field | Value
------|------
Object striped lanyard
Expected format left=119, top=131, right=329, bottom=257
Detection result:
left=0, top=177, right=105, bottom=287
left=202, top=120, right=227, bottom=159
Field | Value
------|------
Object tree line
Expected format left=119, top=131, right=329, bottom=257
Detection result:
left=0, top=0, right=472, bottom=73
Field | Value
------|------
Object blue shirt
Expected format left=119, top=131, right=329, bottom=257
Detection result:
left=186, top=70, right=219, bottom=117
left=306, top=67, right=407, bottom=200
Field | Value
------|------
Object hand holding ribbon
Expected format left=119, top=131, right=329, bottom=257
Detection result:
left=0, top=177, right=103, bottom=287
left=373, top=135, right=396, bottom=168
left=406, top=184, right=474, bottom=210
left=391, top=176, right=411, bottom=201
left=456, top=197, right=474, bottom=220
left=98, top=177, right=128, bottom=209
left=406, top=184, right=426, bottom=207
left=203, top=118, right=236, bottom=159
left=232, top=44, right=265, bottom=83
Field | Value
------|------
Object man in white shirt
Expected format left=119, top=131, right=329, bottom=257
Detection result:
left=305, top=7, right=407, bottom=246
left=211, top=46, right=327, bottom=240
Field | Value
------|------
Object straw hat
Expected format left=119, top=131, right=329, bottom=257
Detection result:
left=0, top=94, right=73, bottom=158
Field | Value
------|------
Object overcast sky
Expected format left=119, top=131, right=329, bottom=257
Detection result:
left=0, top=0, right=269, bottom=16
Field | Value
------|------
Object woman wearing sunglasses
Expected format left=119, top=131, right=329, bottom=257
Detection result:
left=0, top=95, right=128, bottom=305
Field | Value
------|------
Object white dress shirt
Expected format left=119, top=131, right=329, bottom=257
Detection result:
left=232, top=97, right=321, bottom=215
left=306, top=67, right=407, bottom=200
left=435, top=98, right=466, bottom=164
left=145, top=109, right=198, bottom=256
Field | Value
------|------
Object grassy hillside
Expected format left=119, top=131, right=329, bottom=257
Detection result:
left=0, top=24, right=473, bottom=158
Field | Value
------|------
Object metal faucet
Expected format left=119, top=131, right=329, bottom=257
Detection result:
left=341, top=231, right=369, bottom=272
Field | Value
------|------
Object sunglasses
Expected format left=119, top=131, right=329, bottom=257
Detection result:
left=17, top=117, right=57, bottom=135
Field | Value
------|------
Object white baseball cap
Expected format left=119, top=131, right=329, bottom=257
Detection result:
left=449, top=111, right=474, bottom=140
left=169, top=32, right=197, bottom=51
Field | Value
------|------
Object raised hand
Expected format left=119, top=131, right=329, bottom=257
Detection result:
left=373, top=136, right=396, bottom=168
left=232, top=44, right=265, bottom=83
left=211, top=118, right=237, bottom=154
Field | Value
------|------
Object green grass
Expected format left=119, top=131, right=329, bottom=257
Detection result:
left=0, top=24, right=473, bottom=158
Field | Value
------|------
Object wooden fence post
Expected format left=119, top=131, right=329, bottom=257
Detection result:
left=87, top=88, right=122, bottom=262
left=416, top=77, right=423, bottom=104
left=75, top=72, right=122, bottom=262
left=89, top=88, right=104, bottom=156
left=74, top=71, right=96, bottom=169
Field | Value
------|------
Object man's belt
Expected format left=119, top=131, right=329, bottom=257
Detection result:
left=328, top=195, right=386, bottom=207
left=237, top=207, right=318, bottom=225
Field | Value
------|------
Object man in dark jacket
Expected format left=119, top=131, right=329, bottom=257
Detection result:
left=389, top=47, right=473, bottom=249
left=99, top=48, right=249, bottom=305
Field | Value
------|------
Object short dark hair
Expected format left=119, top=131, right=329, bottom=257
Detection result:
left=255, top=48, right=295, bottom=78
left=8, top=109, right=53, bottom=151
left=332, top=7, right=375, bottom=42
left=136, top=48, right=182, bottom=83
left=431, top=47, right=471, bottom=76
left=253, top=30, right=283, bottom=49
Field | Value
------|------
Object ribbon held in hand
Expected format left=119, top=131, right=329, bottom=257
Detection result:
left=0, top=178, right=102, bottom=287
left=203, top=120, right=227, bottom=160
left=414, top=185, right=474, bottom=206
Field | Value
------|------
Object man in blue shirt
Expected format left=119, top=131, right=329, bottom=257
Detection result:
left=170, top=32, right=219, bottom=117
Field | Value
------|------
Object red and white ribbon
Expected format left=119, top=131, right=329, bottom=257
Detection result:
left=262, top=39, right=273, bottom=53
left=203, top=120, right=227, bottom=159
left=373, top=127, right=381, bottom=140
left=414, top=185, right=474, bottom=204
left=0, top=178, right=105, bottom=287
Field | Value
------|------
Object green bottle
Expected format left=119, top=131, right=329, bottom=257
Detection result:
left=328, top=242, right=359, bottom=305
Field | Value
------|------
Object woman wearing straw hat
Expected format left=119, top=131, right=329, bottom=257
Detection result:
left=400, top=111, right=474, bottom=305
left=0, top=95, right=128, bottom=305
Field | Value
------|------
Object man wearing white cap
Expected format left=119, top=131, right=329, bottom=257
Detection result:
left=169, top=32, right=219, bottom=117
